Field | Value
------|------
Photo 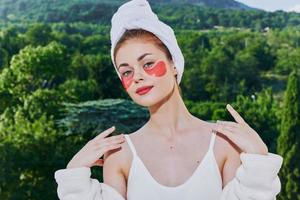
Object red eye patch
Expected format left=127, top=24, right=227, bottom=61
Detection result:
left=120, top=60, right=167, bottom=90
left=144, top=61, right=167, bottom=77
left=121, top=73, right=134, bottom=90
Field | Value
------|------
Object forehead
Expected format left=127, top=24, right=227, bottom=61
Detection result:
left=115, top=39, right=165, bottom=64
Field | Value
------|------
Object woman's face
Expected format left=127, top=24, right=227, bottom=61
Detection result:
left=115, top=39, right=177, bottom=107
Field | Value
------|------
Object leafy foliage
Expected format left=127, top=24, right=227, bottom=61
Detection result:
left=277, top=71, right=300, bottom=200
left=57, top=99, right=149, bottom=138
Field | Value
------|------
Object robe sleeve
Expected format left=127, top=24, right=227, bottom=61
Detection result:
left=220, top=152, right=283, bottom=200
left=54, top=167, right=125, bottom=200
left=54, top=152, right=283, bottom=200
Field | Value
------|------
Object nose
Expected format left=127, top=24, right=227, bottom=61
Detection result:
left=132, top=66, right=144, bottom=83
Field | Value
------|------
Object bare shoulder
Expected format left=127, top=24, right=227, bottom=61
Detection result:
left=103, top=131, right=140, bottom=180
left=102, top=132, right=138, bottom=198
left=216, top=129, right=242, bottom=161
left=103, top=133, right=134, bottom=173
left=204, top=121, right=242, bottom=187
left=199, top=120, right=242, bottom=180
left=202, top=120, right=242, bottom=156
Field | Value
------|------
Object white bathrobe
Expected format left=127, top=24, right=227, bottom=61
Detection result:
left=54, top=152, right=283, bottom=200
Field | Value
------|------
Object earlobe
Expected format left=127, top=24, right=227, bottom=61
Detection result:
left=173, top=66, right=178, bottom=75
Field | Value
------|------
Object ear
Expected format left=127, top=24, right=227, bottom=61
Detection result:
left=173, top=65, right=178, bottom=76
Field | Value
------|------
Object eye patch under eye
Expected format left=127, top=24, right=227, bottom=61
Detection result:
left=121, top=71, right=134, bottom=90
left=120, top=60, right=167, bottom=90
left=144, top=60, right=166, bottom=77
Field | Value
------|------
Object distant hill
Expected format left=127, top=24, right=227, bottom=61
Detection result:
left=150, top=0, right=254, bottom=10
left=0, top=0, right=255, bottom=22
left=1, top=0, right=299, bottom=31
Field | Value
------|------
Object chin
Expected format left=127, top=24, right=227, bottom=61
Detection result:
left=131, top=94, right=161, bottom=107
left=128, top=80, right=176, bottom=107
left=131, top=89, right=173, bottom=108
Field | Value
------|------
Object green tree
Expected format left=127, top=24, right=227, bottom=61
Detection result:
left=234, top=88, right=280, bottom=152
left=83, top=54, right=126, bottom=99
left=200, top=46, right=232, bottom=101
left=25, top=23, right=53, bottom=46
left=58, top=79, right=98, bottom=102
left=81, top=34, right=110, bottom=55
left=246, top=36, right=275, bottom=71
left=0, top=48, right=9, bottom=69
left=276, top=47, right=300, bottom=75
left=233, top=50, right=260, bottom=93
left=0, top=107, right=61, bottom=199
left=57, top=99, right=149, bottom=138
left=1, top=26, right=25, bottom=57
left=0, top=41, right=69, bottom=113
left=277, top=71, right=300, bottom=200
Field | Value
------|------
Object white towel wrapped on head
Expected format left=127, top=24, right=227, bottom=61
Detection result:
left=110, top=0, right=185, bottom=84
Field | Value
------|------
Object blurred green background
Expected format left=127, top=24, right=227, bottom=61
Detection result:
left=0, top=0, right=299, bottom=199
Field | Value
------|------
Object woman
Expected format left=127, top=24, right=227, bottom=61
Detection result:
left=54, top=0, right=283, bottom=199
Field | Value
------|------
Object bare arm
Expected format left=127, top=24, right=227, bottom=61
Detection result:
left=54, top=126, right=126, bottom=200
left=103, top=145, right=128, bottom=199
left=221, top=140, right=242, bottom=188
left=213, top=104, right=282, bottom=200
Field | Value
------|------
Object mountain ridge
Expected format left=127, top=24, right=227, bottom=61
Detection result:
left=150, top=0, right=254, bottom=10
left=0, top=0, right=257, bottom=25
left=0, top=0, right=255, bottom=12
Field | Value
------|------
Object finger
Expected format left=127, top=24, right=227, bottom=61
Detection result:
left=94, top=137, right=125, bottom=150
left=94, top=134, right=123, bottom=143
left=100, top=134, right=125, bottom=144
left=93, top=126, right=116, bottom=140
left=216, top=120, right=239, bottom=127
left=213, top=124, right=236, bottom=139
left=215, top=123, right=238, bottom=132
left=100, top=143, right=122, bottom=154
left=226, top=104, right=246, bottom=124
left=98, top=137, right=125, bottom=148
left=92, top=159, right=104, bottom=167
left=108, top=134, right=125, bottom=141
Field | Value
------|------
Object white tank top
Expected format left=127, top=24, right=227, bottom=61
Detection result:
left=124, top=130, right=223, bottom=200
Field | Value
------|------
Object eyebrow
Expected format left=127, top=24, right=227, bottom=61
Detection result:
left=117, top=53, right=153, bottom=69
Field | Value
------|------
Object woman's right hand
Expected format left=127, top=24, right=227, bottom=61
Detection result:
left=66, top=126, right=125, bottom=169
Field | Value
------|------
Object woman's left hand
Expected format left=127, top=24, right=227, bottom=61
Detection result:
left=212, top=104, right=269, bottom=155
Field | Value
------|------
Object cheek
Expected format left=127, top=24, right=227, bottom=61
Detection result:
left=121, top=74, right=133, bottom=90
left=144, top=60, right=167, bottom=77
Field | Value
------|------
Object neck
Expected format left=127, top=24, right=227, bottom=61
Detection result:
left=146, top=82, right=195, bottom=139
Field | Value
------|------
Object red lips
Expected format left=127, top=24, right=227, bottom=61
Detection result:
left=136, top=86, right=154, bottom=95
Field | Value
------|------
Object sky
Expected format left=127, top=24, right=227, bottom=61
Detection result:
left=235, top=0, right=300, bottom=12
